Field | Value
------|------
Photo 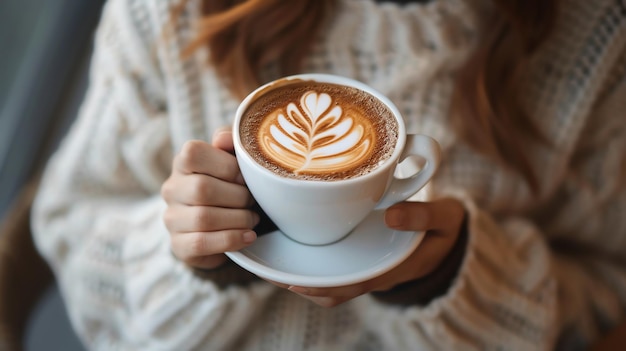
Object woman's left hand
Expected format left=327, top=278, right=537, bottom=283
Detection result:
left=274, top=198, right=466, bottom=307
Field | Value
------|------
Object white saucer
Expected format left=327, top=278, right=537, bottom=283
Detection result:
left=225, top=210, right=424, bottom=287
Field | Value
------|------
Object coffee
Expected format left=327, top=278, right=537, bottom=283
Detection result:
left=239, top=81, right=399, bottom=181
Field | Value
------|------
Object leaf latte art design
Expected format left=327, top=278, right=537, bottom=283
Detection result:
left=258, top=91, right=375, bottom=175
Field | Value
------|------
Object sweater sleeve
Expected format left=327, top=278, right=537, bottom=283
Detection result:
left=357, top=191, right=557, bottom=350
left=361, top=190, right=626, bottom=350
left=31, top=1, right=274, bottom=350
left=360, top=65, right=626, bottom=351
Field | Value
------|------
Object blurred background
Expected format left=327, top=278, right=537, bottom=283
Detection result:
left=0, top=0, right=106, bottom=349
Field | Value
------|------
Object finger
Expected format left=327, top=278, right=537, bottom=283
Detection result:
left=384, top=198, right=465, bottom=234
left=184, top=254, right=228, bottom=270
left=295, top=295, right=350, bottom=308
left=263, top=279, right=290, bottom=290
left=164, top=205, right=260, bottom=234
left=175, top=140, right=244, bottom=184
left=396, top=229, right=461, bottom=278
left=212, top=129, right=234, bottom=152
left=287, top=282, right=372, bottom=298
left=163, top=173, right=253, bottom=207
left=171, top=230, right=257, bottom=262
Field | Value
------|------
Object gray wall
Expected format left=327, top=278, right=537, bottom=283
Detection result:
left=0, top=0, right=104, bottom=216
left=0, top=0, right=106, bottom=349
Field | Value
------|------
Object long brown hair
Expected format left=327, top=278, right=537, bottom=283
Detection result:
left=453, top=0, right=559, bottom=192
left=182, top=0, right=335, bottom=98
left=181, top=0, right=559, bottom=192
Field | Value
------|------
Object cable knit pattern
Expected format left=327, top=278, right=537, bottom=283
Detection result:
left=32, top=0, right=626, bottom=350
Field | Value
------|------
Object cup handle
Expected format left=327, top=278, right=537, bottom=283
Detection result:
left=374, top=135, right=441, bottom=210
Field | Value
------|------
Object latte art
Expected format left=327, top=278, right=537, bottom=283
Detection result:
left=259, top=91, right=374, bottom=174
left=240, top=81, right=398, bottom=181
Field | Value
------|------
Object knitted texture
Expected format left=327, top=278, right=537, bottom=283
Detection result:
left=32, top=0, right=626, bottom=350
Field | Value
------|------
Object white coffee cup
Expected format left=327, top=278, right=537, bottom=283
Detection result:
left=233, top=74, right=440, bottom=245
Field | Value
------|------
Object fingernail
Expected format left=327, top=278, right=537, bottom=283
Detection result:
left=252, top=212, right=261, bottom=226
left=212, top=127, right=231, bottom=139
left=242, top=231, right=257, bottom=243
left=385, top=208, right=405, bottom=229
left=288, top=286, right=309, bottom=294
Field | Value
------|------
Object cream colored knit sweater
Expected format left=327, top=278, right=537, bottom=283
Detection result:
left=32, top=0, right=626, bottom=350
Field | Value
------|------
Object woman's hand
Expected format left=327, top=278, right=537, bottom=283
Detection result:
left=161, top=131, right=260, bottom=269
left=282, top=198, right=466, bottom=307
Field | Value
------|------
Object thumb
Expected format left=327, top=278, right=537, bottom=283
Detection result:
left=384, top=198, right=465, bottom=236
left=211, top=127, right=234, bottom=151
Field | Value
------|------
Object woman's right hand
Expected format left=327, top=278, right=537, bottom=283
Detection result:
left=161, top=131, right=260, bottom=269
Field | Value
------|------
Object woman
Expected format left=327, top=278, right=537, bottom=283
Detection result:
left=32, top=0, right=626, bottom=349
